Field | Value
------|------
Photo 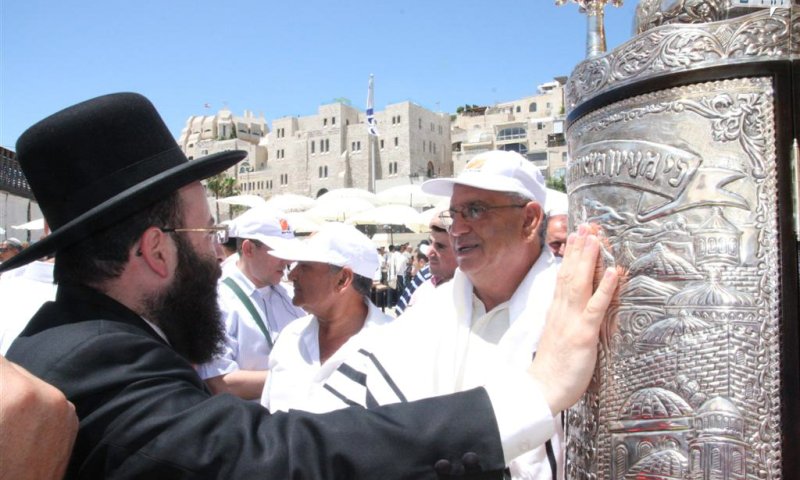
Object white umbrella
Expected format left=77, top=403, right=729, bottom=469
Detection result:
left=264, top=193, right=316, bottom=213
left=347, top=205, right=426, bottom=233
left=306, top=198, right=374, bottom=222
left=216, top=194, right=267, bottom=209
left=11, top=218, right=45, bottom=230
left=316, top=188, right=377, bottom=205
left=376, top=184, right=446, bottom=208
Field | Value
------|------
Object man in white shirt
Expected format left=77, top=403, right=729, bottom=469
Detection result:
left=399, top=211, right=458, bottom=314
left=342, top=151, right=568, bottom=479
left=260, top=222, right=392, bottom=413
left=198, top=206, right=305, bottom=399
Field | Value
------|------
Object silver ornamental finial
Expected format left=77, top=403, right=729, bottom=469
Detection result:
left=555, top=0, right=623, bottom=58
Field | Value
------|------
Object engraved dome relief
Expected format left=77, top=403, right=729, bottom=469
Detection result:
left=619, top=387, right=693, bottom=421
left=666, top=277, right=753, bottom=308
left=625, top=448, right=688, bottom=480
left=637, top=310, right=710, bottom=348
left=695, top=397, right=745, bottom=440
left=628, top=243, right=703, bottom=280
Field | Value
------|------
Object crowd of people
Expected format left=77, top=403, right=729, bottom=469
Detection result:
left=0, top=92, right=617, bottom=479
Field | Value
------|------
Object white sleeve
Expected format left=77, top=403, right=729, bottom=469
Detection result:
left=483, top=369, right=556, bottom=463
left=195, top=297, right=242, bottom=379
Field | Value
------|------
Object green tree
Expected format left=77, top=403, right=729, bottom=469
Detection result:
left=206, top=173, right=240, bottom=220
left=546, top=175, right=566, bottom=193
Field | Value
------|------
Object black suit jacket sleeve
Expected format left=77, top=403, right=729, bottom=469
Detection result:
left=8, top=286, right=507, bottom=479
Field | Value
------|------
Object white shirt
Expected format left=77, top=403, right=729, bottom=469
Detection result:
left=197, top=261, right=305, bottom=379
left=0, top=261, right=57, bottom=355
left=352, top=250, right=564, bottom=478
left=261, top=300, right=392, bottom=413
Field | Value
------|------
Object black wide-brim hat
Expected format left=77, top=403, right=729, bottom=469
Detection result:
left=0, top=92, right=246, bottom=273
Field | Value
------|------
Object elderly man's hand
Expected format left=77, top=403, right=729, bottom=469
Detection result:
left=0, top=355, right=78, bottom=480
left=528, top=225, right=618, bottom=414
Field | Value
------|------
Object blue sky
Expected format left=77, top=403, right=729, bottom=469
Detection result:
left=1, top=0, right=639, bottom=149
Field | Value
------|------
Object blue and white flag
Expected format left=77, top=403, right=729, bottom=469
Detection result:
left=366, top=74, right=379, bottom=136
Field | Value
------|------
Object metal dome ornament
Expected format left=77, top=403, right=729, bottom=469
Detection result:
left=554, top=0, right=623, bottom=58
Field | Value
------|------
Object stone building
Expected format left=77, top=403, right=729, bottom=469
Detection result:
left=450, top=77, right=569, bottom=178
left=0, top=146, right=43, bottom=242
left=178, top=102, right=451, bottom=198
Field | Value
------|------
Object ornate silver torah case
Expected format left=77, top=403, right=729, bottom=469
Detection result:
left=563, top=3, right=799, bottom=479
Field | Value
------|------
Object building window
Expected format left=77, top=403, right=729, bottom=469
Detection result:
left=319, top=166, right=329, bottom=178
left=537, top=122, right=544, bottom=130
left=430, top=122, right=434, bottom=131
left=423, top=141, right=426, bottom=153
left=323, top=118, right=328, bottom=127
left=311, top=141, right=315, bottom=154
left=529, top=103, right=537, bottom=112
left=351, top=141, right=362, bottom=152
left=280, top=174, right=289, bottom=185
left=380, top=139, right=385, bottom=149
left=394, top=137, right=399, bottom=147
left=331, top=117, right=336, bottom=125
left=516, top=106, right=521, bottom=113
left=438, top=125, right=442, bottom=135
left=419, top=118, right=422, bottom=129
left=389, top=162, right=399, bottom=175
left=497, top=127, right=527, bottom=140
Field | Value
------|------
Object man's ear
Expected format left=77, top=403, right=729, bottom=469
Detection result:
left=241, top=239, right=256, bottom=258
left=522, top=202, right=544, bottom=239
left=336, top=268, right=354, bottom=292
left=136, top=227, right=173, bottom=278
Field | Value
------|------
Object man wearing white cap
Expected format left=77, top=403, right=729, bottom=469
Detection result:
left=355, top=150, right=564, bottom=479
left=259, top=222, right=392, bottom=413
left=545, top=188, right=569, bottom=259
left=198, top=206, right=306, bottom=400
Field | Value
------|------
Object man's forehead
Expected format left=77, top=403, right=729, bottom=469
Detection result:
left=450, top=184, right=524, bottom=204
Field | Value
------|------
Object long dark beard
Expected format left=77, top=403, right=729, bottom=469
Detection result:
left=145, top=234, right=225, bottom=364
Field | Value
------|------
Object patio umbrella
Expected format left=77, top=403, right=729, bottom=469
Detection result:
left=347, top=205, right=426, bottom=234
left=306, top=197, right=374, bottom=222
left=11, top=218, right=45, bottom=231
left=376, top=184, right=446, bottom=208
left=216, top=194, right=267, bottom=209
left=264, top=193, right=317, bottom=213
left=316, top=188, right=377, bottom=205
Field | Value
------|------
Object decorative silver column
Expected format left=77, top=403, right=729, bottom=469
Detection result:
left=562, top=3, right=799, bottom=479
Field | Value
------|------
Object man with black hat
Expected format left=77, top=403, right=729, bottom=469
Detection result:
left=3, top=92, right=618, bottom=479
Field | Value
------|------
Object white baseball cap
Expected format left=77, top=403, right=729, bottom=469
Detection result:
left=422, top=150, right=547, bottom=205
left=230, top=205, right=296, bottom=250
left=268, top=222, right=379, bottom=279
left=545, top=188, right=568, bottom=216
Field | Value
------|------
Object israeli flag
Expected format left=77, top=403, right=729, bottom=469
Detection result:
left=366, top=74, right=379, bottom=136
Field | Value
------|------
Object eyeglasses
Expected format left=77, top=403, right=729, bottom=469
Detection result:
left=159, top=225, right=230, bottom=243
left=439, top=202, right=527, bottom=229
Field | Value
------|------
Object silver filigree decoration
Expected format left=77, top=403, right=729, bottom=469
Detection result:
left=565, top=9, right=792, bottom=111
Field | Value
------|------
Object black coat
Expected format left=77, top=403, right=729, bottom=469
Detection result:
left=7, top=283, right=506, bottom=479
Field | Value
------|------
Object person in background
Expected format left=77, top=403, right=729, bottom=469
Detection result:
left=0, top=238, right=24, bottom=264
left=398, top=211, right=459, bottom=314
left=545, top=188, right=569, bottom=259
left=198, top=206, right=305, bottom=400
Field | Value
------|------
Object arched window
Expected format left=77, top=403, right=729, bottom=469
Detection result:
left=499, top=143, right=528, bottom=155
left=529, top=103, right=537, bottom=112
left=427, top=161, right=435, bottom=178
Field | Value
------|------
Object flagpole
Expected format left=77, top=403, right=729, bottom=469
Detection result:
left=366, top=74, right=378, bottom=193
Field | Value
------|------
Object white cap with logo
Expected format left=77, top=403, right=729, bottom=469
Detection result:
left=421, top=150, right=547, bottom=205
left=230, top=206, right=296, bottom=250
left=268, top=222, right=380, bottom=279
